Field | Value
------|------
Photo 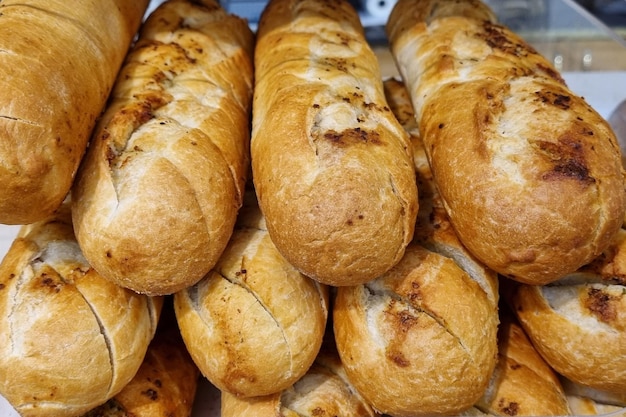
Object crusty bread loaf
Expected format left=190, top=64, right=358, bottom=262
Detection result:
left=331, top=78, right=499, bottom=417
left=220, top=332, right=379, bottom=417
left=174, top=187, right=329, bottom=397
left=0, top=201, right=162, bottom=417
left=0, top=0, right=148, bottom=225
left=474, top=307, right=571, bottom=416
left=251, top=0, right=418, bottom=286
left=503, top=266, right=626, bottom=393
left=333, top=240, right=499, bottom=417
left=83, top=299, right=199, bottom=417
left=387, top=0, right=626, bottom=285
left=71, top=0, right=255, bottom=295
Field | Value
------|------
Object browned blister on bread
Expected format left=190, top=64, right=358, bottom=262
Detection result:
left=72, top=0, right=254, bottom=295
left=0, top=0, right=149, bottom=225
left=0, top=201, right=162, bottom=417
left=251, top=0, right=418, bottom=286
left=387, top=0, right=626, bottom=285
left=174, top=188, right=329, bottom=398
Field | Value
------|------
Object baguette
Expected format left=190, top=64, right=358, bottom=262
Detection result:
left=0, top=201, right=162, bottom=417
left=387, top=0, right=626, bottom=285
left=0, top=0, right=148, bottom=225
left=251, top=0, right=418, bottom=286
left=71, top=0, right=255, bottom=295
left=331, top=78, right=499, bottom=417
left=333, top=240, right=499, bottom=416
left=174, top=187, right=329, bottom=397
left=83, top=299, right=199, bottom=417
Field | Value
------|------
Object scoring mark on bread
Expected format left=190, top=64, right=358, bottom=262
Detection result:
left=34, top=249, right=120, bottom=396
left=363, top=278, right=469, bottom=364
left=214, top=256, right=293, bottom=366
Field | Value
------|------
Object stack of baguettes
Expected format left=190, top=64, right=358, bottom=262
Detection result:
left=0, top=0, right=624, bottom=416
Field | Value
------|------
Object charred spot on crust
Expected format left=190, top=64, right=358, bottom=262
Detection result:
left=546, top=159, right=593, bottom=183
left=141, top=388, right=158, bottom=401
left=40, top=273, right=63, bottom=293
left=388, top=350, right=410, bottom=367
left=322, top=128, right=382, bottom=146
left=479, top=21, right=536, bottom=58
left=321, top=56, right=352, bottom=72
left=536, top=63, right=565, bottom=84
left=498, top=399, right=520, bottom=416
left=536, top=138, right=595, bottom=184
left=584, top=287, right=618, bottom=323
left=534, top=90, right=571, bottom=110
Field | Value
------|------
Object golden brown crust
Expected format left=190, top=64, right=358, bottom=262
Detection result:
left=0, top=0, right=149, bottom=225
left=475, top=308, right=571, bottom=416
left=220, top=334, right=379, bottom=417
left=329, top=78, right=497, bottom=416
left=387, top=0, right=626, bottom=285
left=174, top=187, right=329, bottom=398
left=84, top=300, right=200, bottom=417
left=333, top=241, right=499, bottom=417
left=0, top=201, right=161, bottom=417
left=251, top=0, right=418, bottom=286
left=71, top=0, right=255, bottom=295
left=503, top=272, right=626, bottom=394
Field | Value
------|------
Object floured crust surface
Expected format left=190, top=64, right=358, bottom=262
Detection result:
left=387, top=0, right=626, bottom=285
left=71, top=0, right=255, bottom=295
left=0, top=202, right=161, bottom=417
left=251, top=0, right=418, bottom=286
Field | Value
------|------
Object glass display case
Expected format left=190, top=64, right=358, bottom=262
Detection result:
left=0, top=1, right=625, bottom=416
